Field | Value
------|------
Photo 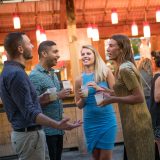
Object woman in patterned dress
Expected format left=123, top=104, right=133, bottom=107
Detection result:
left=100, top=34, right=155, bottom=160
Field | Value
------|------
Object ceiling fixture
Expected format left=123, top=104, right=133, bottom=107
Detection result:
left=0, top=46, right=4, bottom=53
left=36, top=25, right=41, bottom=42
left=92, top=25, right=99, bottom=41
left=131, top=22, right=138, bottom=36
left=39, top=28, right=47, bottom=43
left=87, top=24, right=93, bottom=38
left=13, top=13, right=21, bottom=29
left=111, top=9, right=118, bottom=24
left=156, top=9, right=160, bottom=22
left=143, top=11, right=150, bottom=38
left=143, top=21, right=150, bottom=38
left=1, top=0, right=40, bottom=3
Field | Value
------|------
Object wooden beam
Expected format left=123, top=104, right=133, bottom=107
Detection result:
left=60, top=0, right=66, bottom=29
left=0, top=11, right=59, bottom=17
left=51, top=0, right=55, bottom=27
left=82, top=0, right=86, bottom=26
left=66, top=0, right=86, bottom=153
left=66, top=0, right=76, bottom=25
left=102, top=0, right=108, bottom=25
left=125, top=0, right=132, bottom=24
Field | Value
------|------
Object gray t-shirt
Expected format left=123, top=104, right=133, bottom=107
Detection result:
left=140, top=69, right=152, bottom=97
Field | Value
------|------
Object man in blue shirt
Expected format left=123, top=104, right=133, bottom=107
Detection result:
left=29, top=40, right=71, bottom=160
left=0, top=32, right=82, bottom=160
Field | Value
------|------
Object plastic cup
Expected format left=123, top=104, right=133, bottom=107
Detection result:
left=95, top=93, right=104, bottom=106
left=62, top=80, right=71, bottom=89
left=81, top=86, right=88, bottom=97
left=46, top=87, right=57, bottom=101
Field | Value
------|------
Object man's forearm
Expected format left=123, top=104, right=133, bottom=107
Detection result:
left=35, top=113, right=59, bottom=129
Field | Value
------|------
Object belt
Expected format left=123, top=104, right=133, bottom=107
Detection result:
left=14, top=125, right=42, bottom=132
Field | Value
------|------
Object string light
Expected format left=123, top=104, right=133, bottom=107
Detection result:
left=40, top=28, right=47, bottom=43
left=13, top=13, right=21, bottom=29
left=92, top=25, right=99, bottom=41
left=143, top=21, right=150, bottom=38
left=111, top=9, right=118, bottom=24
left=36, top=25, right=41, bottom=42
left=131, top=22, right=138, bottom=36
left=156, top=9, right=160, bottom=22
left=87, top=24, right=93, bottom=38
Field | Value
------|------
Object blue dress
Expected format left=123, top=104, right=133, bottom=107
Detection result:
left=82, top=72, right=117, bottom=153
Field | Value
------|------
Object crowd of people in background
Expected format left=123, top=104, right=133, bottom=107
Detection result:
left=0, top=31, right=160, bottom=160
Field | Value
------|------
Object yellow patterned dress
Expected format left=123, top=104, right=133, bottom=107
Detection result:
left=114, top=61, right=154, bottom=160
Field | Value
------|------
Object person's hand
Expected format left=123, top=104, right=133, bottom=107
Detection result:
left=78, top=88, right=87, bottom=99
left=57, top=118, right=83, bottom=130
left=87, top=82, right=105, bottom=91
left=39, top=92, right=51, bottom=106
left=57, top=88, right=72, bottom=99
left=99, top=92, right=112, bottom=107
left=104, top=88, right=115, bottom=96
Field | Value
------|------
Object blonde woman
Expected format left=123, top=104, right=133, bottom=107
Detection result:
left=75, top=45, right=117, bottom=160
left=138, top=58, right=153, bottom=109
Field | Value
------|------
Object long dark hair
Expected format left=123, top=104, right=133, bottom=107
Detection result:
left=111, top=34, right=136, bottom=66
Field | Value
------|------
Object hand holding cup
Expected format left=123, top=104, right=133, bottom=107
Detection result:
left=46, top=87, right=57, bottom=101
left=95, top=92, right=104, bottom=106
left=80, top=85, right=88, bottom=98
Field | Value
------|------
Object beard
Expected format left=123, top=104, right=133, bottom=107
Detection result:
left=23, top=50, right=33, bottom=60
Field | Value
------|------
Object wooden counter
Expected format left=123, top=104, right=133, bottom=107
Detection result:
left=0, top=96, right=123, bottom=157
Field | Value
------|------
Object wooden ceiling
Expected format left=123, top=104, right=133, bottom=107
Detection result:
left=0, top=0, right=160, bottom=33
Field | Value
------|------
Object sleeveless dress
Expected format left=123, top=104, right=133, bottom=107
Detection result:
left=150, top=73, right=160, bottom=138
left=82, top=72, right=117, bottom=153
left=114, top=61, right=154, bottom=160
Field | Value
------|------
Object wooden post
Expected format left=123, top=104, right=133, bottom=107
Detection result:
left=66, top=0, right=87, bottom=153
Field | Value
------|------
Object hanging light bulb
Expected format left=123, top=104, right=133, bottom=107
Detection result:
left=40, top=28, right=47, bottom=43
left=131, top=22, right=138, bottom=36
left=143, top=22, right=151, bottom=38
left=2, top=52, right=7, bottom=64
left=0, top=46, right=4, bottom=53
left=111, top=9, right=118, bottom=24
left=36, top=25, right=41, bottom=42
left=156, top=9, right=160, bottom=22
left=92, top=25, right=99, bottom=41
left=2, top=55, right=7, bottom=64
left=87, top=24, right=93, bottom=38
left=13, top=13, right=21, bottom=29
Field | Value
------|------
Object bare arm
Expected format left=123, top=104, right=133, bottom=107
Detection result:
left=106, top=68, right=115, bottom=95
left=100, top=67, right=144, bottom=106
left=101, top=85, right=144, bottom=106
left=74, top=77, right=85, bottom=109
left=87, top=68, right=115, bottom=95
left=154, top=77, right=160, bottom=102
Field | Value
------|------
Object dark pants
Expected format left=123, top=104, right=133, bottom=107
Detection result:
left=46, top=135, right=63, bottom=160
left=123, top=146, right=128, bottom=160
left=155, top=141, right=160, bottom=160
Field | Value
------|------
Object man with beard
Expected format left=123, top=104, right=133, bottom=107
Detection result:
left=29, top=40, right=71, bottom=160
left=0, top=32, right=82, bottom=160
